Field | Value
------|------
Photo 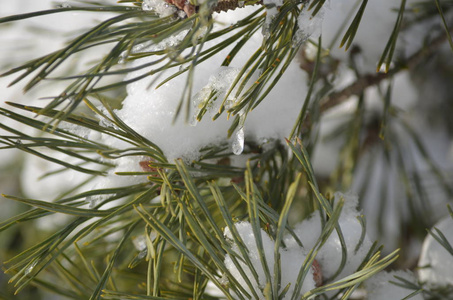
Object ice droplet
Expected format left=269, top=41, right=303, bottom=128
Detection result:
left=58, top=3, right=72, bottom=8
left=142, top=0, right=152, bottom=11
left=177, top=10, right=187, bottom=19
left=86, top=194, right=112, bottom=208
left=238, top=1, right=245, bottom=7
left=132, top=235, right=147, bottom=251
left=132, top=43, right=146, bottom=53
left=189, top=113, right=198, bottom=126
left=25, top=260, right=39, bottom=275
left=118, top=51, right=127, bottom=64
left=87, top=195, right=101, bottom=208
left=262, top=19, right=271, bottom=40
left=292, top=4, right=324, bottom=47
left=142, top=0, right=177, bottom=17
left=232, top=127, right=245, bottom=155
left=190, top=97, right=202, bottom=126
left=137, top=249, right=147, bottom=260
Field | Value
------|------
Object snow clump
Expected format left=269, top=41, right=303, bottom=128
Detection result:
left=262, top=0, right=284, bottom=39
left=418, top=215, right=453, bottom=288
left=110, top=6, right=310, bottom=161
left=293, top=3, right=324, bottom=46
left=142, top=0, right=177, bottom=17
left=321, top=0, right=422, bottom=73
left=224, top=193, right=373, bottom=298
left=365, top=270, right=423, bottom=300
left=224, top=222, right=316, bottom=299
left=285, top=192, right=372, bottom=280
left=189, top=66, right=241, bottom=126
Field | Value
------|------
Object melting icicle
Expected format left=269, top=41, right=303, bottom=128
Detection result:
left=292, top=4, right=324, bottom=47
left=232, top=127, right=245, bottom=155
left=190, top=67, right=241, bottom=126
left=262, top=0, right=283, bottom=39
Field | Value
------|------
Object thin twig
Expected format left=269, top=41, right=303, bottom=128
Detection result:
left=166, top=0, right=263, bottom=16
left=319, top=29, right=451, bottom=114
left=213, top=0, right=263, bottom=13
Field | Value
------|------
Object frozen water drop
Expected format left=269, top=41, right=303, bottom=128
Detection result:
left=292, top=3, right=324, bottom=47
left=177, top=10, right=187, bottom=19
left=137, top=249, right=147, bottom=259
left=25, top=260, right=38, bottom=275
left=58, top=3, right=72, bottom=8
left=118, top=52, right=127, bottom=64
left=132, top=235, right=147, bottom=251
left=232, top=127, right=244, bottom=155
left=189, top=114, right=198, bottom=126
left=238, top=1, right=245, bottom=7
left=190, top=97, right=202, bottom=126
left=132, top=43, right=145, bottom=53
left=262, top=22, right=271, bottom=40
left=86, top=195, right=104, bottom=208
left=142, top=0, right=152, bottom=11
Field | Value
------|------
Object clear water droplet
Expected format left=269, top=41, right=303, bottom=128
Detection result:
left=232, top=127, right=244, bottom=155
left=238, top=1, right=245, bottom=7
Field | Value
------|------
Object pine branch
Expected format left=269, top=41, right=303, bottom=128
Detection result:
left=2, top=1, right=453, bottom=299
left=318, top=27, right=452, bottom=115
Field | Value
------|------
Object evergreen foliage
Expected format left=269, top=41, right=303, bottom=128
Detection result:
left=0, top=0, right=452, bottom=299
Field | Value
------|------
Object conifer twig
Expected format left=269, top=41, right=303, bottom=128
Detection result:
left=318, top=27, right=452, bottom=115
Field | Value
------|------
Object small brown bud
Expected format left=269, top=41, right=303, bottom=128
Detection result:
left=312, top=259, right=323, bottom=287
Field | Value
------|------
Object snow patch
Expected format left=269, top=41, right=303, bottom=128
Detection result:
left=366, top=270, right=423, bottom=300
left=224, top=222, right=316, bottom=299
left=142, top=0, right=177, bottom=17
left=418, top=215, right=453, bottom=287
